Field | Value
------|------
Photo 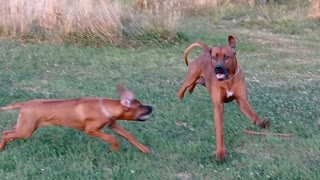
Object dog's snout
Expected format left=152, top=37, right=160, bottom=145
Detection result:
left=214, top=64, right=225, bottom=73
left=137, top=105, right=153, bottom=121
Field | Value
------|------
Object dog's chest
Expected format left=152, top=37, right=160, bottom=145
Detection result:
left=223, top=90, right=235, bottom=103
left=226, top=90, right=233, bottom=98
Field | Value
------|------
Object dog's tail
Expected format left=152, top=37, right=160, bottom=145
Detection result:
left=184, top=42, right=210, bottom=66
left=1, top=102, right=24, bottom=111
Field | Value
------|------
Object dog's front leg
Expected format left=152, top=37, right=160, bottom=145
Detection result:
left=236, top=97, right=270, bottom=128
left=213, top=101, right=226, bottom=162
left=109, top=123, right=150, bottom=153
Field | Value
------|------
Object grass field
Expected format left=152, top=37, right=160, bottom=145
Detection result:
left=1, top=3, right=320, bottom=180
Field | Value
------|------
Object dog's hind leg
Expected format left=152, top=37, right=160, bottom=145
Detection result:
left=188, top=77, right=206, bottom=94
left=177, top=64, right=202, bottom=99
left=0, top=117, right=37, bottom=150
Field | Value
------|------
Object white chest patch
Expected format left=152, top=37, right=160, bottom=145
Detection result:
left=226, top=90, right=233, bottom=98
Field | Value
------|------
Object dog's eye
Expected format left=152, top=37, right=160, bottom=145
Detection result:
left=212, top=56, right=218, bottom=60
left=223, top=55, right=230, bottom=61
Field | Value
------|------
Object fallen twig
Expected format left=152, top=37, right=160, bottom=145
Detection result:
left=244, top=129, right=293, bottom=137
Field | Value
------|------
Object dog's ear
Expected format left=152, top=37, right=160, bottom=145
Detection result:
left=117, top=84, right=135, bottom=107
left=209, top=48, right=212, bottom=57
left=228, top=35, right=236, bottom=54
left=120, top=99, right=132, bottom=108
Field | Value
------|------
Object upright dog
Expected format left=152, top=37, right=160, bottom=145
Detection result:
left=177, top=36, right=270, bottom=161
left=0, top=84, right=152, bottom=153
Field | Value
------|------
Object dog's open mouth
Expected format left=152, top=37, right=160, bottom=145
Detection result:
left=137, top=105, right=152, bottom=121
left=216, top=73, right=226, bottom=81
left=138, top=114, right=151, bottom=121
left=214, top=65, right=228, bottom=81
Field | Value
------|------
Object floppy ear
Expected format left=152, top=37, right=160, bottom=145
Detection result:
left=117, top=84, right=135, bottom=107
left=228, top=35, right=236, bottom=54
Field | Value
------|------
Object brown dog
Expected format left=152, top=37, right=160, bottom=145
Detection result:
left=0, top=84, right=152, bottom=153
left=177, top=36, right=270, bottom=161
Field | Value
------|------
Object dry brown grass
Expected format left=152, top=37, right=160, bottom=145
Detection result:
left=0, top=0, right=185, bottom=46
left=0, top=0, right=246, bottom=45
left=0, top=0, right=310, bottom=46
left=0, top=0, right=122, bottom=41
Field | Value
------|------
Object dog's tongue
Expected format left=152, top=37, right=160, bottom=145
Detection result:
left=216, top=74, right=225, bottom=79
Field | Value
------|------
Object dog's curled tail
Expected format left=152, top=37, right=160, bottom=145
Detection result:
left=184, top=42, right=210, bottom=66
left=1, top=102, right=24, bottom=111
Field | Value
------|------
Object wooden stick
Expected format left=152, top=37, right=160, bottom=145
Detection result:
left=244, top=129, right=293, bottom=137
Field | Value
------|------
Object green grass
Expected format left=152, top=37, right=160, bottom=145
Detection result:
left=1, top=12, right=320, bottom=180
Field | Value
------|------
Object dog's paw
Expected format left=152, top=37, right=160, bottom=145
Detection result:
left=215, top=149, right=226, bottom=162
left=176, top=93, right=184, bottom=99
left=258, top=120, right=270, bottom=129
left=138, top=145, right=150, bottom=154
left=109, top=142, right=120, bottom=152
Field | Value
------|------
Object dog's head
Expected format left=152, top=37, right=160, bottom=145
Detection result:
left=210, top=36, right=238, bottom=81
left=117, top=84, right=153, bottom=121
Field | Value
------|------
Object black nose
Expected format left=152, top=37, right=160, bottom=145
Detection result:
left=215, top=64, right=225, bottom=73
left=146, top=106, right=153, bottom=114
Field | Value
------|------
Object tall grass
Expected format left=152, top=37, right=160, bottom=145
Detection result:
left=0, top=0, right=187, bottom=47
left=0, top=0, right=315, bottom=46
